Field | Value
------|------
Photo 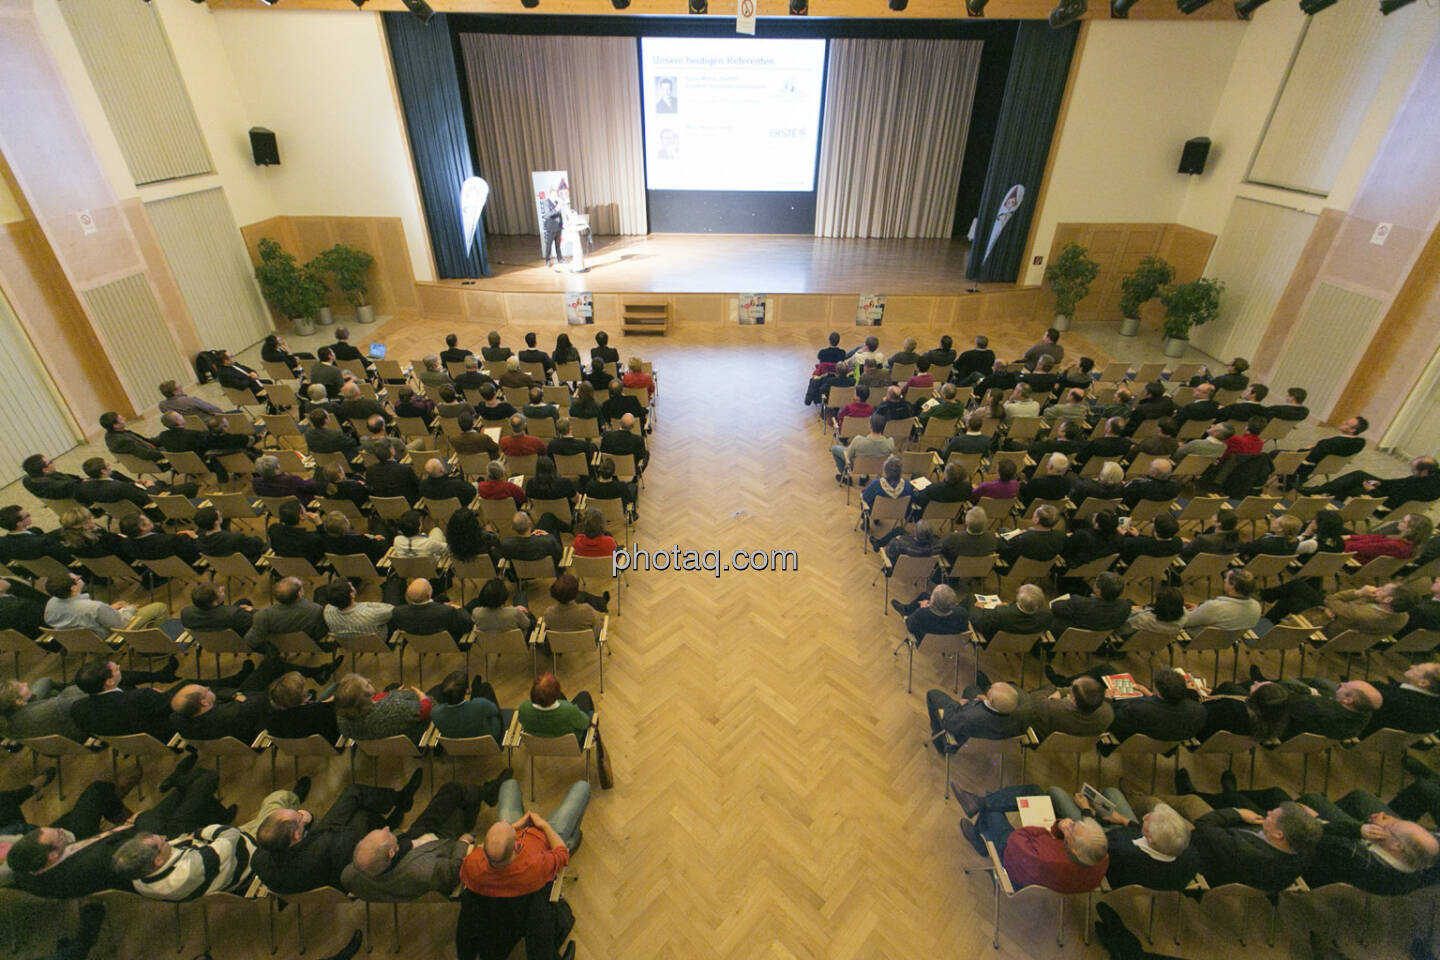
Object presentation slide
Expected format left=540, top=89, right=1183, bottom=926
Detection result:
left=641, top=37, right=826, bottom=193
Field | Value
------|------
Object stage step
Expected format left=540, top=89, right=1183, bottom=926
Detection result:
left=621, top=296, right=669, bottom=336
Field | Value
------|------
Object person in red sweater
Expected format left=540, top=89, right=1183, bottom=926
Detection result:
left=571, top=508, right=617, bottom=558
left=475, top=461, right=526, bottom=508
left=620, top=358, right=655, bottom=402
left=1219, top=416, right=1266, bottom=463
left=955, top=784, right=1109, bottom=893
left=1345, top=512, right=1433, bottom=562
left=498, top=416, right=547, bottom=459
left=833, top=384, right=874, bottom=432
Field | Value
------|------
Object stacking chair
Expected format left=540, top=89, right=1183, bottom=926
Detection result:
left=421, top=496, right=463, bottom=529
left=0, top=628, right=43, bottom=678
left=840, top=413, right=873, bottom=443
left=184, top=628, right=253, bottom=677
left=452, top=555, right=502, bottom=604
left=316, top=497, right=366, bottom=529
left=902, top=628, right=967, bottom=694
left=395, top=630, right=471, bottom=689
left=1267, top=732, right=1333, bottom=792
left=326, top=552, right=384, bottom=588
left=535, top=616, right=609, bottom=693
left=1389, top=627, right=1440, bottom=661
left=335, top=632, right=399, bottom=678
left=1313, top=628, right=1387, bottom=680
left=263, top=553, right=327, bottom=592
left=41, top=627, right=122, bottom=681
left=138, top=555, right=203, bottom=607
left=348, top=731, right=428, bottom=784
left=1232, top=496, right=1283, bottom=536
left=205, top=492, right=263, bottom=524
left=475, top=627, right=534, bottom=679
left=267, top=630, right=331, bottom=659
left=110, top=626, right=186, bottom=673
left=1120, top=553, right=1172, bottom=597
left=919, top=498, right=965, bottom=532
left=1177, top=626, right=1246, bottom=683
left=1241, top=620, right=1321, bottom=678
left=108, top=732, right=183, bottom=800
left=1337, top=496, right=1386, bottom=530
left=20, top=734, right=100, bottom=800
left=275, top=885, right=356, bottom=955
left=1176, top=552, right=1237, bottom=597
left=265, top=732, right=344, bottom=787
left=423, top=717, right=513, bottom=784
left=861, top=494, right=910, bottom=549
left=385, top=552, right=444, bottom=584
left=1074, top=497, right=1124, bottom=522
left=1111, top=629, right=1181, bottom=682
left=516, top=715, right=596, bottom=801
left=1046, top=627, right=1112, bottom=674
left=1171, top=454, right=1218, bottom=484
left=845, top=454, right=888, bottom=505
left=1343, top=554, right=1408, bottom=588
left=165, top=450, right=214, bottom=484
left=946, top=554, right=1000, bottom=594
left=1023, top=729, right=1101, bottom=790
left=1099, top=733, right=1182, bottom=793
left=368, top=496, right=412, bottom=522
left=188, top=733, right=266, bottom=777
left=976, top=497, right=1018, bottom=530
left=879, top=553, right=938, bottom=611
left=1240, top=552, right=1293, bottom=590
left=1185, top=730, right=1260, bottom=787
left=972, top=628, right=1043, bottom=689
left=203, top=552, right=267, bottom=601
left=567, top=549, right=624, bottom=617
left=1196, top=879, right=1303, bottom=947
left=1175, top=495, right=1225, bottom=532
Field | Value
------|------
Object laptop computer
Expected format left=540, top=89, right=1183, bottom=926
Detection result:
left=367, top=342, right=387, bottom=359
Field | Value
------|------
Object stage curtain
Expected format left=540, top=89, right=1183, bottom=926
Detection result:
left=383, top=13, right=489, bottom=279
left=460, top=35, right=646, bottom=237
left=814, top=39, right=982, bottom=239
left=965, top=23, right=1078, bottom=283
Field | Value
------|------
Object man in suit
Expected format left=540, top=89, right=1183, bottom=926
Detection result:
left=480, top=331, right=512, bottom=365
left=1290, top=415, right=1368, bottom=485
left=601, top=385, right=648, bottom=431
left=1175, top=382, right=1221, bottom=424
left=193, top=506, right=266, bottom=564
left=1298, top=789, right=1438, bottom=895
left=547, top=419, right=595, bottom=469
left=329, top=327, right=373, bottom=373
left=1303, top=456, right=1440, bottom=510
left=0, top=506, right=72, bottom=565
left=1364, top=662, right=1440, bottom=734
left=334, top=381, right=388, bottom=426
left=497, top=514, right=563, bottom=605
left=67, top=655, right=202, bottom=741
left=1106, top=667, right=1206, bottom=743
left=305, top=409, right=359, bottom=460
left=245, top=577, right=327, bottom=652
left=0, top=577, right=49, bottom=641
left=589, top=330, right=619, bottom=371
left=253, top=771, right=423, bottom=894
left=1117, top=513, right=1184, bottom=565
left=1049, top=572, right=1132, bottom=636
left=20, top=454, right=85, bottom=502
left=118, top=513, right=200, bottom=567
left=1216, top=383, right=1270, bottom=424
left=217, top=351, right=268, bottom=401
left=540, top=194, right=565, bottom=266
left=925, top=681, right=1031, bottom=754
left=1028, top=675, right=1113, bottom=740
left=180, top=582, right=254, bottom=637
left=940, top=413, right=993, bottom=461
left=440, top=333, right=473, bottom=368
left=1018, top=456, right=1072, bottom=507
left=1121, top=458, right=1179, bottom=509
left=1124, top=382, right=1176, bottom=433
left=998, top=505, right=1065, bottom=565
left=940, top=507, right=998, bottom=567
left=1275, top=675, right=1382, bottom=740
left=598, top=414, right=649, bottom=474
left=517, top=332, right=555, bottom=380
left=1020, top=328, right=1064, bottom=372
left=420, top=458, right=477, bottom=508
left=975, top=359, right=1019, bottom=397
left=268, top=500, right=327, bottom=567
left=169, top=652, right=331, bottom=744
left=75, top=457, right=164, bottom=521
left=390, top=578, right=473, bottom=643
left=1187, top=798, right=1321, bottom=892
left=1267, top=387, right=1309, bottom=423
left=969, top=583, right=1053, bottom=641
left=153, top=411, right=210, bottom=457
left=1077, top=417, right=1132, bottom=466
left=366, top=440, right=421, bottom=505
left=99, top=411, right=166, bottom=465
left=454, top=356, right=492, bottom=396
left=342, top=778, right=509, bottom=901
left=1054, top=790, right=1199, bottom=891
left=308, top=348, right=348, bottom=402
left=654, top=77, right=677, bottom=113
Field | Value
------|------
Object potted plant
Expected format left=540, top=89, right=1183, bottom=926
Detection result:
left=254, top=237, right=327, bottom=337
left=312, top=243, right=377, bottom=324
left=1117, top=255, right=1173, bottom=337
left=1159, top=276, right=1224, bottom=358
left=1044, top=242, right=1099, bottom=331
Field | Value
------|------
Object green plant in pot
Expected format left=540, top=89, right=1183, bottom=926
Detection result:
left=1159, top=276, right=1224, bottom=358
left=254, top=237, right=327, bottom=337
left=1117, top=256, right=1173, bottom=337
left=313, top=243, right=377, bottom=324
left=1044, top=242, right=1099, bottom=332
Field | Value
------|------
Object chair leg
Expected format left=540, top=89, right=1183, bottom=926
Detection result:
left=296, top=902, right=305, bottom=955
left=530, top=756, right=537, bottom=802
left=392, top=902, right=401, bottom=954
left=1057, top=892, right=1065, bottom=948
left=173, top=902, right=183, bottom=953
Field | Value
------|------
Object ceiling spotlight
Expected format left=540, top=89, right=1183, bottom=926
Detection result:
left=688, top=0, right=706, bottom=12
left=258, top=0, right=278, bottom=6
left=890, top=0, right=908, bottom=10
left=400, top=0, right=435, bottom=21
left=1380, top=0, right=1416, bottom=12
left=1299, top=0, right=1336, bottom=12
left=349, top=0, right=368, bottom=7
left=1233, top=0, right=1268, bottom=16
left=612, top=0, right=630, bottom=8
left=965, top=0, right=987, bottom=14
left=1049, top=0, right=1086, bottom=27
left=790, top=0, right=808, bottom=14
left=1111, top=0, right=1140, bottom=15
left=1177, top=0, right=1211, bottom=11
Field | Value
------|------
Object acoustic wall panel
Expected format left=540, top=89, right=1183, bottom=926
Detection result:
left=1270, top=282, right=1384, bottom=418
left=81, top=273, right=192, bottom=408
left=0, top=288, right=79, bottom=486
left=1190, top=198, right=1316, bottom=361
left=145, top=188, right=270, bottom=349
left=59, top=0, right=212, bottom=185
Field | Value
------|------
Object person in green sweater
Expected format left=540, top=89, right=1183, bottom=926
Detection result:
left=518, top=673, right=594, bottom=745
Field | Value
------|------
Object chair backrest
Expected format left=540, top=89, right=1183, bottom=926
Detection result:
left=1073, top=497, right=1122, bottom=521
left=206, top=492, right=260, bottom=519
left=432, top=733, right=503, bottom=757
left=165, top=450, right=211, bottom=477
left=1232, top=496, right=1283, bottom=523
left=1008, top=555, right=1057, bottom=583
left=1029, top=731, right=1100, bottom=755
left=552, top=452, right=588, bottom=479
left=189, top=628, right=251, bottom=656
left=1241, top=553, right=1292, bottom=580
left=976, top=498, right=1017, bottom=528
left=369, top=496, right=411, bottom=520
left=1189, top=730, right=1258, bottom=755
left=46, top=628, right=118, bottom=656
left=529, top=497, right=573, bottom=526
left=335, top=632, right=391, bottom=655
left=1318, top=629, right=1385, bottom=652
left=108, top=732, right=176, bottom=757
left=599, top=453, right=635, bottom=480
left=1110, top=733, right=1179, bottom=756
left=512, top=556, right=559, bottom=581
left=139, top=556, right=201, bottom=581
left=1175, top=496, right=1226, bottom=526
left=518, top=728, right=586, bottom=758
left=1050, top=627, right=1111, bottom=654
left=389, top=553, right=441, bottom=580
left=1171, top=455, right=1217, bottom=480
left=1245, top=622, right=1317, bottom=652
left=353, top=734, right=425, bottom=759
left=327, top=553, right=381, bottom=580
left=473, top=627, right=528, bottom=659
left=1183, top=626, right=1245, bottom=652
left=397, top=630, right=465, bottom=655
left=868, top=495, right=910, bottom=524
left=1270, top=732, right=1332, bottom=755
left=949, top=553, right=998, bottom=579
left=1120, top=553, right=1171, bottom=586
left=1116, top=629, right=1179, bottom=655
left=189, top=735, right=260, bottom=759
left=453, top=555, right=500, bottom=581
left=985, top=631, right=1040, bottom=656
left=827, top=385, right=857, bottom=409
left=267, top=631, right=328, bottom=657
left=265, top=554, right=324, bottom=581
left=1128, top=498, right=1175, bottom=526
left=544, top=625, right=599, bottom=658
left=204, top=552, right=263, bottom=580
left=1178, top=552, right=1237, bottom=582
left=1391, top=628, right=1440, bottom=654
left=75, top=554, right=142, bottom=584
left=112, top=628, right=178, bottom=656
left=1336, top=497, right=1385, bottom=525
left=22, top=734, right=94, bottom=757
left=268, top=734, right=341, bottom=757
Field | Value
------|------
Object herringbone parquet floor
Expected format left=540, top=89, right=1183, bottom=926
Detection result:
left=2, top=319, right=1432, bottom=959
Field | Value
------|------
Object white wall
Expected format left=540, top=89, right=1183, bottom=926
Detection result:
left=212, top=10, right=435, bottom=282
left=1021, top=19, right=1244, bottom=287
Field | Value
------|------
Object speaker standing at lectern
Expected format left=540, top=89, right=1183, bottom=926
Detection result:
left=541, top=193, right=565, bottom=268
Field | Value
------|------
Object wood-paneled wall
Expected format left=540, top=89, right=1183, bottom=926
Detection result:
left=240, top=215, right=420, bottom=327
left=1046, top=221, right=1216, bottom=330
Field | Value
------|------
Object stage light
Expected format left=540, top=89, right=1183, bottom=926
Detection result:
left=1177, top=0, right=1211, bottom=12
left=1381, top=0, right=1416, bottom=12
left=790, top=0, right=808, bottom=14
left=1110, top=0, right=1140, bottom=16
left=258, top=0, right=278, bottom=6
left=612, top=0, right=631, bottom=8
left=400, top=0, right=436, bottom=21
left=965, top=0, right=988, bottom=15
left=688, top=0, right=706, bottom=13
left=1233, top=0, right=1268, bottom=17
left=1048, top=0, right=1086, bottom=27
left=1299, top=0, right=1336, bottom=12
left=349, top=0, right=368, bottom=7
left=890, top=0, right=908, bottom=10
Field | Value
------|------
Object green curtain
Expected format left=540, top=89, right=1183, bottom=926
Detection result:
left=965, top=22, right=1078, bottom=283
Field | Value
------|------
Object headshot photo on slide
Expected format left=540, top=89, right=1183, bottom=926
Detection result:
left=656, top=76, right=678, bottom=113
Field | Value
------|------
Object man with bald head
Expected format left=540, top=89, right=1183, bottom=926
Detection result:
left=418, top=457, right=476, bottom=507
left=389, top=578, right=473, bottom=643
left=244, top=576, right=327, bottom=653
left=1276, top=674, right=1382, bottom=741
left=598, top=411, right=649, bottom=474
left=925, top=679, right=1032, bottom=754
left=498, top=415, right=546, bottom=459
left=341, top=778, right=508, bottom=902
left=1122, top=457, right=1179, bottom=508
left=335, top=380, right=389, bottom=426
left=168, top=653, right=334, bottom=744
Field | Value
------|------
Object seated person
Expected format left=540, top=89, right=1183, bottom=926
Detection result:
left=860, top=457, right=915, bottom=512
left=1048, top=572, right=1132, bottom=636
left=45, top=572, right=172, bottom=639
left=954, top=784, right=1109, bottom=893
left=1364, top=662, right=1440, bottom=735
left=264, top=671, right=340, bottom=742
left=1196, top=680, right=1290, bottom=743
left=518, top=672, right=595, bottom=747
left=584, top=458, right=635, bottom=516
left=893, top=584, right=968, bottom=640
left=1116, top=514, right=1184, bottom=565
left=168, top=654, right=333, bottom=744
left=193, top=506, right=266, bottom=565
left=320, top=510, right=389, bottom=565
left=939, top=507, right=997, bottom=568
left=1247, top=668, right=1382, bottom=740
left=1028, top=675, right=1112, bottom=739
left=969, top=583, right=1053, bottom=641
left=476, top=461, right=527, bottom=509
left=997, top=504, right=1064, bottom=565
left=910, top=459, right=971, bottom=517
left=253, top=455, right=319, bottom=505
left=1183, top=569, right=1262, bottom=632
left=1344, top=513, right=1432, bottom=563
left=244, top=576, right=328, bottom=653
left=570, top=508, right=617, bottom=558
left=1047, top=665, right=1204, bottom=744
left=418, top=459, right=476, bottom=508
left=390, top=578, right=473, bottom=644
left=430, top=670, right=509, bottom=743
left=1237, top=514, right=1303, bottom=561
left=268, top=500, right=327, bottom=567
left=323, top=577, right=395, bottom=639
left=544, top=573, right=607, bottom=633
left=971, top=458, right=1021, bottom=504
left=470, top=576, right=536, bottom=640
left=924, top=681, right=1031, bottom=754
left=0, top=677, right=87, bottom=742
left=335, top=673, right=430, bottom=744
left=1118, top=585, right=1188, bottom=641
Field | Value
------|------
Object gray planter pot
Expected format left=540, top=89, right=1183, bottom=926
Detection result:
left=1052, top=313, right=1071, bottom=332
left=1162, top=336, right=1188, bottom=358
left=355, top=304, right=376, bottom=325
left=1119, top=314, right=1142, bottom=337
left=291, top=315, right=316, bottom=336
left=316, top=306, right=335, bottom=327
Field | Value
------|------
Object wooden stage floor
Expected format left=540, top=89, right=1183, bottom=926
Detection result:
left=465, top=233, right=988, bottom=295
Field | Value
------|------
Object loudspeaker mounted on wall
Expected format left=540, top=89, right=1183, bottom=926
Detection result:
left=249, top=127, right=280, bottom=167
left=1178, top=136, right=1210, bottom=175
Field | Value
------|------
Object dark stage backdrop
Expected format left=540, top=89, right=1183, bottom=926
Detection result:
left=449, top=16, right=1019, bottom=238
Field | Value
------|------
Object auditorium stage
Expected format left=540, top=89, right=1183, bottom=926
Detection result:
left=458, top=233, right=994, bottom=295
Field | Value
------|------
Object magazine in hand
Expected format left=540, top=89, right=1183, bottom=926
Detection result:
left=1103, top=673, right=1144, bottom=699
left=1081, top=783, right=1118, bottom=819
left=974, top=594, right=1003, bottom=610
left=1016, top=795, right=1056, bottom=830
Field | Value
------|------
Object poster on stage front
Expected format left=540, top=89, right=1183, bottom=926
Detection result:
left=856, top=294, right=885, bottom=326
left=566, top=292, right=594, bottom=325
left=532, top=171, right=571, bottom=259
left=738, top=294, right=767, bottom=325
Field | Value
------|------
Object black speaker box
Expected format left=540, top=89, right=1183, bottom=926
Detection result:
left=249, top=127, right=280, bottom=167
left=1179, top=137, right=1210, bottom=175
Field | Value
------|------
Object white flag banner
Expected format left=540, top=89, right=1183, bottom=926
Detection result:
left=736, top=0, right=757, bottom=35
left=982, top=183, right=1024, bottom=264
left=460, top=177, right=489, bottom=258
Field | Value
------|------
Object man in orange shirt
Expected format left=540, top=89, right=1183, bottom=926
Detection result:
left=620, top=357, right=655, bottom=403
left=456, top=779, right=589, bottom=960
